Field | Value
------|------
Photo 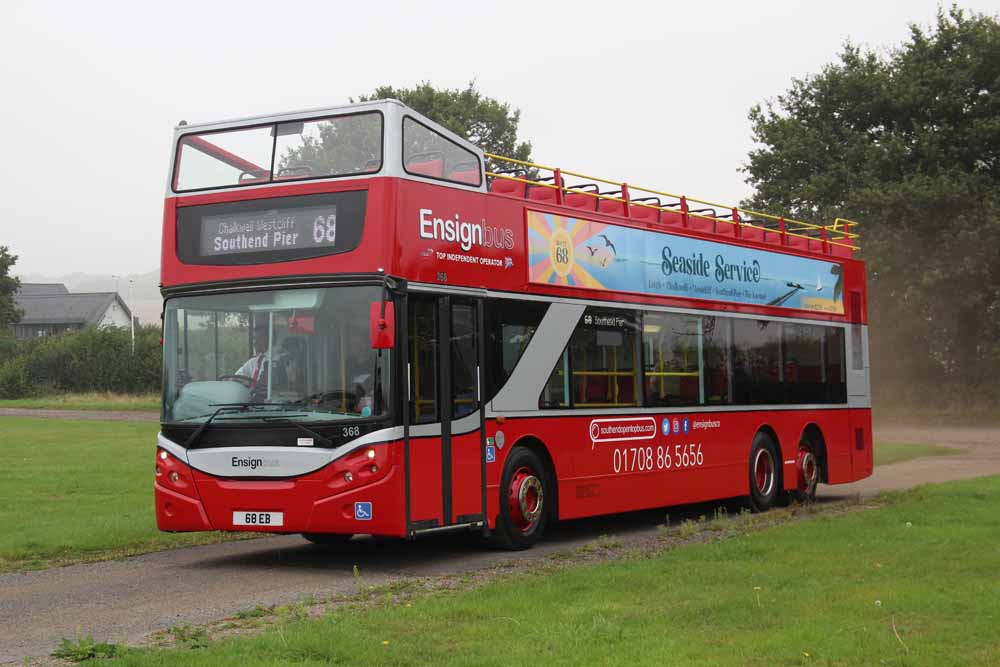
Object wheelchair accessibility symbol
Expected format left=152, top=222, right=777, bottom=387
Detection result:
left=486, top=445, right=496, bottom=463
left=354, top=502, right=373, bottom=521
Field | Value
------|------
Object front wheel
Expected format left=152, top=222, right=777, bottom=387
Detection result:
left=748, top=432, right=780, bottom=513
left=491, top=447, right=549, bottom=550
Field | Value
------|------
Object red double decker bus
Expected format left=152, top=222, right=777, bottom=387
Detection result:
left=156, top=99, right=871, bottom=549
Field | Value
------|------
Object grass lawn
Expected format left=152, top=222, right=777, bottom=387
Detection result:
left=100, top=476, right=1000, bottom=666
left=875, top=441, right=958, bottom=466
left=0, top=417, right=242, bottom=572
left=0, top=392, right=159, bottom=412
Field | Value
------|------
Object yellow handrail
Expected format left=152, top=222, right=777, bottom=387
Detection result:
left=484, top=153, right=861, bottom=252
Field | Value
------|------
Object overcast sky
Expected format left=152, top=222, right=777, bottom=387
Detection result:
left=2, top=0, right=998, bottom=277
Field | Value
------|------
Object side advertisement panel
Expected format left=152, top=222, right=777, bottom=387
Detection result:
left=527, top=210, right=844, bottom=314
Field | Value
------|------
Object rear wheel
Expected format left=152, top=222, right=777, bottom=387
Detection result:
left=491, top=447, right=549, bottom=550
left=788, top=434, right=820, bottom=503
left=748, top=432, right=780, bottom=513
left=301, top=533, right=353, bottom=546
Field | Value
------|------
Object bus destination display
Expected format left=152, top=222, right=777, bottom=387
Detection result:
left=200, top=204, right=338, bottom=257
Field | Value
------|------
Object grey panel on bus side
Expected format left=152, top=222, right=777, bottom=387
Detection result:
left=490, top=302, right=585, bottom=413
left=847, top=324, right=872, bottom=408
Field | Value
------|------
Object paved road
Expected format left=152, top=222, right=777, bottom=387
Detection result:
left=1, top=424, right=997, bottom=664
left=0, top=408, right=159, bottom=422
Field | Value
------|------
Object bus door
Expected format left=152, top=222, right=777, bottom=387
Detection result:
left=405, top=294, right=487, bottom=535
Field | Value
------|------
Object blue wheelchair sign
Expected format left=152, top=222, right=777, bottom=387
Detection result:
left=354, top=501, right=373, bottom=521
left=486, top=445, right=496, bottom=463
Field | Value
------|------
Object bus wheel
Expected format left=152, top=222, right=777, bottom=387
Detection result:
left=789, top=435, right=820, bottom=503
left=492, top=447, right=549, bottom=550
left=301, top=533, right=353, bottom=546
left=748, top=432, right=779, bottom=513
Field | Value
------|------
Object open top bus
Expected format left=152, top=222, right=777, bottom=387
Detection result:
left=156, top=99, right=871, bottom=549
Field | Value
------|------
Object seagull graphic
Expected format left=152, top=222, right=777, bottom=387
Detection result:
left=586, top=246, right=598, bottom=256
left=599, top=235, right=617, bottom=254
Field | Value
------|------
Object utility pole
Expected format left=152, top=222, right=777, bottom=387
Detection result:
left=128, top=278, right=135, bottom=354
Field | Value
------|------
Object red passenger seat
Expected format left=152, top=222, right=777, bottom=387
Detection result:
left=598, top=191, right=626, bottom=217
left=447, top=161, right=481, bottom=185
left=489, top=177, right=527, bottom=198
left=629, top=197, right=661, bottom=222
left=830, top=243, right=853, bottom=258
left=407, top=158, right=444, bottom=178
left=528, top=184, right=558, bottom=203
left=583, top=377, right=609, bottom=404
left=715, top=220, right=737, bottom=236
left=660, top=209, right=685, bottom=227
left=526, top=176, right=563, bottom=204
left=686, top=208, right=717, bottom=234
left=617, top=378, right=636, bottom=405
left=687, top=217, right=715, bottom=234
left=565, top=184, right=598, bottom=211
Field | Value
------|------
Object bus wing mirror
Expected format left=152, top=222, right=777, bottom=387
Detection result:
left=370, top=301, right=395, bottom=349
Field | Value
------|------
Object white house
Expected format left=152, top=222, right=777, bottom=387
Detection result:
left=12, top=283, right=133, bottom=340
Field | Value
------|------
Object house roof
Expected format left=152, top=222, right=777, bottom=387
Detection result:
left=15, top=291, right=132, bottom=326
left=17, top=283, right=70, bottom=296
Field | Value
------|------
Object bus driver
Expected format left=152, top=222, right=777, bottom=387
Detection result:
left=234, top=323, right=271, bottom=395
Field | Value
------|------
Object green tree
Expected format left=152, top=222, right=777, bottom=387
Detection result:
left=356, top=81, right=533, bottom=173
left=742, top=7, right=1000, bottom=397
left=0, top=246, right=22, bottom=334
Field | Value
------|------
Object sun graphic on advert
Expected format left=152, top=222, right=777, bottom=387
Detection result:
left=527, top=211, right=607, bottom=288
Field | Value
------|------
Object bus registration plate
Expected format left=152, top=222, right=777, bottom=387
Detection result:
left=233, top=511, right=284, bottom=527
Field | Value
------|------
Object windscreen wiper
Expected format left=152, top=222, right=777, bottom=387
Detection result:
left=184, top=405, right=240, bottom=448
left=183, top=403, right=284, bottom=448
left=260, top=416, right=334, bottom=448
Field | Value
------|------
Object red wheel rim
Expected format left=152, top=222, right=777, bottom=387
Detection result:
left=754, top=448, right=774, bottom=496
left=796, top=446, right=818, bottom=493
left=507, top=466, right=543, bottom=533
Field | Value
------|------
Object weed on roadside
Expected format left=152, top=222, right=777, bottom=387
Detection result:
left=52, top=635, right=120, bottom=662
left=233, top=604, right=270, bottom=620
left=678, top=519, right=699, bottom=539
left=168, top=623, right=208, bottom=649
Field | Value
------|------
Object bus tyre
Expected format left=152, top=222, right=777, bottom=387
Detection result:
left=788, top=434, right=820, bottom=504
left=748, top=432, right=780, bottom=513
left=491, top=447, right=549, bottom=550
left=301, top=533, right=353, bottom=546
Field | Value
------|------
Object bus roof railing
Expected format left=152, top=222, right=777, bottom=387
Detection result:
left=484, top=153, right=860, bottom=253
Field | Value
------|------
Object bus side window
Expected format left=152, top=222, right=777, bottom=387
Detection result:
left=450, top=301, right=478, bottom=419
left=539, top=349, right=570, bottom=409
left=702, top=316, right=732, bottom=405
left=570, top=308, right=640, bottom=408
left=485, top=299, right=548, bottom=402
left=408, top=297, right=439, bottom=424
left=642, top=312, right=701, bottom=407
left=732, top=319, right=782, bottom=405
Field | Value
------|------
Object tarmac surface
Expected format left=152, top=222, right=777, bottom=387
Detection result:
left=0, top=408, right=159, bottom=422
left=1, top=421, right=998, bottom=663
